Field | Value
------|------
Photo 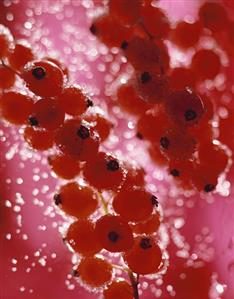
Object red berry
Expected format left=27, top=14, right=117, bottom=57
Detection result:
left=48, top=154, right=82, bottom=180
left=104, top=280, right=133, bottom=299
left=54, top=182, right=98, bottom=218
left=121, top=164, right=145, bottom=190
left=83, top=152, right=124, bottom=191
left=77, top=256, right=113, bottom=287
left=169, top=67, right=196, bottom=91
left=24, top=127, right=54, bottom=151
left=8, top=41, right=34, bottom=71
left=130, top=213, right=161, bottom=235
left=124, top=236, right=162, bottom=275
left=113, top=188, right=155, bottom=222
left=44, top=57, right=69, bottom=78
left=191, top=49, right=221, bottom=80
left=0, top=24, right=13, bottom=59
left=65, top=219, right=102, bottom=256
left=95, top=214, right=134, bottom=252
left=22, top=60, right=64, bottom=97
left=0, top=91, right=33, bottom=125
left=0, top=65, right=15, bottom=89
left=109, top=0, right=140, bottom=26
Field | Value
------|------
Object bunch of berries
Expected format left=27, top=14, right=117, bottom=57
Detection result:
left=0, top=22, right=165, bottom=299
left=90, top=0, right=232, bottom=193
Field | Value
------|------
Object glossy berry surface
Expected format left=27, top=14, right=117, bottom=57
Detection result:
left=77, top=256, right=113, bottom=287
left=109, top=0, right=140, bottom=26
left=103, top=280, right=133, bottom=299
left=55, top=182, right=98, bottom=218
left=0, top=24, right=13, bottom=58
left=8, top=41, right=34, bottom=71
left=84, top=113, right=113, bottom=141
left=95, top=214, right=134, bottom=252
left=124, top=236, right=162, bottom=275
left=169, top=67, right=196, bottom=91
left=0, top=65, right=16, bottom=89
left=22, top=60, right=64, bottom=97
left=65, top=219, right=102, bottom=256
left=24, top=127, right=55, bottom=151
left=130, top=213, right=161, bottom=235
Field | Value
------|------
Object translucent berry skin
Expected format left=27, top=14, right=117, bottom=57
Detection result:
left=22, top=60, right=64, bottom=97
left=0, top=24, right=13, bottom=58
left=31, top=98, right=65, bottom=131
left=55, top=118, right=99, bottom=162
left=65, top=220, right=102, bottom=256
left=48, top=154, right=82, bottom=180
left=113, top=188, right=154, bottom=222
left=199, top=2, right=229, bottom=32
left=95, top=214, right=134, bottom=253
left=104, top=280, right=133, bottom=299
left=0, top=92, right=33, bottom=125
left=121, top=164, right=145, bottom=190
left=169, top=67, right=196, bottom=91
left=191, top=49, right=221, bottom=80
left=24, top=127, right=54, bottom=151
left=44, top=57, right=69, bottom=78
left=83, top=152, right=124, bottom=191
left=130, top=213, right=161, bottom=235
left=55, top=182, right=98, bottom=218
left=57, top=85, right=88, bottom=116
left=109, top=0, right=140, bottom=26
left=8, top=41, right=34, bottom=71
left=90, top=14, right=132, bottom=48
left=0, top=65, right=15, bottom=89
left=124, top=236, right=162, bottom=275
left=77, top=256, right=113, bottom=288
left=171, top=21, right=202, bottom=49
left=165, top=88, right=205, bottom=127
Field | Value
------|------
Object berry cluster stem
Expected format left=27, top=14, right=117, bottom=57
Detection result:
left=128, top=270, right=140, bottom=299
left=98, top=192, right=109, bottom=214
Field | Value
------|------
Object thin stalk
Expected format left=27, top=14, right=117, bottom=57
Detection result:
left=128, top=270, right=140, bottom=299
left=98, top=192, right=109, bottom=214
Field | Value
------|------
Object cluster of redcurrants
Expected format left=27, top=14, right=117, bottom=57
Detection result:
left=90, top=0, right=232, bottom=193
left=0, top=23, right=164, bottom=298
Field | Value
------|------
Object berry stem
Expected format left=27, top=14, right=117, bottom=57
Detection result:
left=128, top=270, right=140, bottom=299
left=98, top=192, right=109, bottom=214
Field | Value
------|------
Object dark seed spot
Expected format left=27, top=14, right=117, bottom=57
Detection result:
left=151, top=195, right=159, bottom=206
left=108, top=231, right=119, bottom=243
left=136, top=132, right=143, bottom=140
left=204, top=184, right=215, bottom=193
left=87, top=99, right=93, bottom=107
left=32, top=66, right=46, bottom=80
left=54, top=193, right=62, bottom=205
left=160, top=136, right=170, bottom=149
left=184, top=109, right=197, bottom=121
left=140, top=238, right=152, bottom=250
left=77, top=125, right=90, bottom=139
left=71, top=269, right=79, bottom=277
left=89, top=24, right=97, bottom=35
left=106, top=159, right=119, bottom=171
left=170, top=168, right=180, bottom=177
left=141, top=72, right=151, bottom=84
left=121, top=40, right=128, bottom=50
left=28, top=116, right=39, bottom=126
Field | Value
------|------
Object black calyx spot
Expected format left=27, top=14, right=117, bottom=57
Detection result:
left=121, top=40, right=128, bottom=50
left=89, top=24, right=97, bottom=35
left=28, top=116, right=39, bottom=126
left=160, top=136, right=170, bottom=149
left=106, top=159, right=119, bottom=171
left=87, top=99, right=93, bottom=107
left=77, top=125, right=90, bottom=139
left=141, top=72, right=151, bottom=84
left=140, top=237, right=152, bottom=250
left=71, top=269, right=79, bottom=277
left=32, top=66, right=46, bottom=80
left=170, top=168, right=180, bottom=177
left=54, top=193, right=62, bottom=205
left=204, top=184, right=215, bottom=193
left=151, top=195, right=159, bottom=207
left=108, top=231, right=119, bottom=243
left=136, top=132, right=143, bottom=140
left=184, top=109, right=197, bottom=121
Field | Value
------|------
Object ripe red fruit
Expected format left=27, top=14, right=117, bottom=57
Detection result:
left=57, top=85, right=88, bottom=116
left=0, top=24, right=13, bottom=58
left=113, top=188, right=155, bottom=222
left=65, top=220, right=102, bottom=256
left=130, top=213, right=161, bottom=235
left=169, top=67, right=196, bottom=91
left=48, top=154, right=82, bottom=180
left=104, top=280, right=133, bottom=299
left=54, top=182, right=98, bottom=218
left=124, top=236, right=162, bottom=275
left=0, top=91, right=33, bottom=125
left=121, top=164, right=145, bottom=190
left=22, top=60, right=64, bottom=97
left=55, top=118, right=100, bottom=161
left=44, top=57, right=69, bottom=78
left=191, top=49, right=221, bottom=80
left=77, top=256, right=113, bottom=287
left=8, top=41, right=34, bottom=71
left=31, top=98, right=65, bottom=130
left=165, top=88, right=205, bottom=127
left=83, top=152, right=124, bottom=191
left=109, top=0, right=140, bottom=26
left=0, top=65, right=15, bottom=89
left=95, top=214, right=134, bottom=252
left=24, top=127, right=55, bottom=151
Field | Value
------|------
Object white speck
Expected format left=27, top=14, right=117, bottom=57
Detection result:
left=6, top=233, right=11, bottom=240
left=13, top=205, right=21, bottom=213
left=38, top=257, right=46, bottom=267
left=11, top=259, right=17, bottom=264
left=19, top=286, right=25, bottom=292
left=5, top=200, right=12, bottom=208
